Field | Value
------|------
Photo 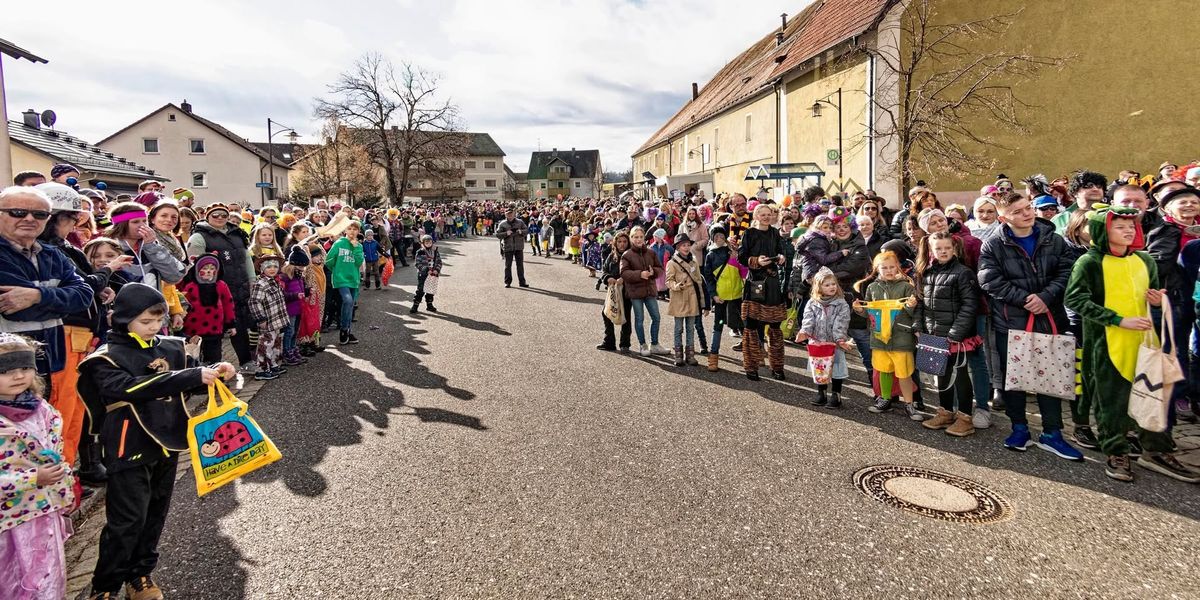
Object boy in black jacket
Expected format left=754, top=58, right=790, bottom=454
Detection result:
left=78, top=283, right=236, bottom=600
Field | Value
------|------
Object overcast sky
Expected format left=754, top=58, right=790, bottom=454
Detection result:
left=4, top=0, right=802, bottom=173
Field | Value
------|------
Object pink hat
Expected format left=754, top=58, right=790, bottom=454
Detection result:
left=980, top=184, right=999, bottom=195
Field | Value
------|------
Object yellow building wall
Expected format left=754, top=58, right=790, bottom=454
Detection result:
left=10, top=142, right=53, bottom=176
left=784, top=55, right=871, bottom=197
left=633, top=92, right=778, bottom=198
left=905, top=0, right=1198, bottom=192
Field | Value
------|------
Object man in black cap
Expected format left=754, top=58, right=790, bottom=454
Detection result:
left=495, top=206, right=529, bottom=288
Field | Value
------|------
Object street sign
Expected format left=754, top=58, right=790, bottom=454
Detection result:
left=255, top=182, right=274, bottom=188
left=826, top=149, right=841, bottom=165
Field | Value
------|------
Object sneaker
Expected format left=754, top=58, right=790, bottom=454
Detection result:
left=971, top=408, right=991, bottom=429
left=271, top=366, right=288, bottom=375
left=868, top=397, right=892, bottom=414
left=826, top=392, right=842, bottom=409
left=339, top=331, right=351, bottom=345
left=1004, top=424, right=1033, bottom=451
left=650, top=344, right=671, bottom=355
left=638, top=344, right=651, bottom=357
left=125, top=576, right=164, bottom=600
left=1136, top=452, right=1200, bottom=483
left=1072, top=425, right=1100, bottom=449
left=1105, top=455, right=1134, bottom=482
left=904, top=402, right=924, bottom=421
left=346, top=333, right=359, bottom=345
left=731, top=341, right=743, bottom=352
left=990, top=392, right=1006, bottom=412
left=283, top=356, right=304, bottom=366
left=1175, top=399, right=1198, bottom=423
left=1125, top=433, right=1144, bottom=458
left=922, top=408, right=956, bottom=430
left=1036, top=430, right=1084, bottom=462
left=618, top=346, right=630, bottom=354
left=946, top=412, right=976, bottom=437
left=811, top=390, right=828, bottom=407
left=596, top=343, right=616, bottom=351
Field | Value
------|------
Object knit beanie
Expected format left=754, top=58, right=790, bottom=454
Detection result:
left=110, top=283, right=167, bottom=334
left=917, top=208, right=945, bottom=232
left=287, top=245, right=310, bottom=267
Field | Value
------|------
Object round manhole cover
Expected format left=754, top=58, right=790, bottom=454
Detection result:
left=853, top=465, right=1013, bottom=524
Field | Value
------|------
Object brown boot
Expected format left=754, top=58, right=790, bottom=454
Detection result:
left=685, top=346, right=699, bottom=366
left=673, top=347, right=684, bottom=367
left=707, top=353, right=719, bottom=372
left=922, top=408, right=956, bottom=430
left=125, top=576, right=164, bottom=600
left=946, top=412, right=976, bottom=437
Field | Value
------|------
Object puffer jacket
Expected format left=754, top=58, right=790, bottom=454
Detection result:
left=620, top=245, right=662, bottom=300
left=915, top=258, right=978, bottom=341
left=791, top=231, right=842, bottom=294
left=800, top=294, right=851, bottom=343
left=977, top=219, right=1071, bottom=334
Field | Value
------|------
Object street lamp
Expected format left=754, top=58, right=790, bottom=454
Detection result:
left=266, top=118, right=296, bottom=205
left=811, top=87, right=843, bottom=185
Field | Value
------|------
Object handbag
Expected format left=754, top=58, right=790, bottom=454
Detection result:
left=746, top=270, right=781, bottom=305
left=1129, top=297, right=1185, bottom=432
left=604, top=282, right=626, bottom=325
left=915, top=332, right=951, bottom=375
left=781, top=300, right=801, bottom=339
left=187, top=380, right=282, bottom=496
left=1005, top=313, right=1076, bottom=399
left=807, top=341, right=837, bottom=384
left=423, top=274, right=440, bottom=296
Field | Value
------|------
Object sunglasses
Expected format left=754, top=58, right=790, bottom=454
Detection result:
left=208, top=212, right=229, bottom=219
left=0, top=208, right=52, bottom=220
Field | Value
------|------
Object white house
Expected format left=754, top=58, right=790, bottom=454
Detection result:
left=98, top=100, right=290, bottom=207
left=526, top=148, right=602, bottom=200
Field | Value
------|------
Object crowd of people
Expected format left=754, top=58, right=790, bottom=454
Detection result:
left=491, top=164, right=1200, bottom=490
left=2, top=158, right=1200, bottom=598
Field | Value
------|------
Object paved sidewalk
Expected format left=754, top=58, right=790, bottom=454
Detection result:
left=64, top=345, right=270, bottom=600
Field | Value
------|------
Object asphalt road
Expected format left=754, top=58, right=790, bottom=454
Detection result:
left=154, top=235, right=1200, bottom=599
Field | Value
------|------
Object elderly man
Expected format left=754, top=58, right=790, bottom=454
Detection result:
left=495, top=206, right=530, bottom=288
left=0, top=186, right=93, bottom=385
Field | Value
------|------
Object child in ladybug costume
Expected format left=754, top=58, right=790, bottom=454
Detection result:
left=77, top=283, right=236, bottom=600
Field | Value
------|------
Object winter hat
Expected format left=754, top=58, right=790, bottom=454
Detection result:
left=34, top=182, right=84, bottom=214
left=193, top=255, right=221, bottom=283
left=1159, top=186, right=1200, bottom=209
left=709, top=224, right=728, bottom=240
left=673, top=232, right=693, bottom=248
left=254, top=255, right=283, bottom=273
left=134, top=191, right=163, bottom=208
left=1033, top=195, right=1059, bottom=209
left=110, top=283, right=167, bottom=334
left=420, top=234, right=433, bottom=243
left=204, top=203, right=231, bottom=217
left=917, top=208, right=946, bottom=232
left=50, top=163, right=80, bottom=179
left=790, top=227, right=805, bottom=239
left=287, top=245, right=310, bottom=267
left=972, top=196, right=997, bottom=214
left=172, top=187, right=195, bottom=202
left=652, top=228, right=667, bottom=240
left=827, top=205, right=852, bottom=223
left=601, top=232, right=614, bottom=243
left=364, top=228, right=375, bottom=237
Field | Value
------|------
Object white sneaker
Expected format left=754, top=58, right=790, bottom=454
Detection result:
left=639, top=344, right=651, bottom=357
left=972, top=408, right=992, bottom=429
left=650, top=344, right=671, bottom=355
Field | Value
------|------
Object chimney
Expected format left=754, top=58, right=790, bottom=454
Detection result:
left=180, top=99, right=192, bottom=113
left=692, top=82, right=699, bottom=100
left=22, top=109, right=40, bottom=130
left=776, top=13, right=787, bottom=46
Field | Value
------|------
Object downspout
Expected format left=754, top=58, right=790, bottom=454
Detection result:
left=774, top=78, right=782, bottom=201
left=868, top=51, right=875, bottom=191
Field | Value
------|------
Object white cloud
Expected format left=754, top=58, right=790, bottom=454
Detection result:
left=3, top=0, right=808, bottom=173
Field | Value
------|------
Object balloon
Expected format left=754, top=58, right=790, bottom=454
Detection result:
left=95, top=181, right=107, bottom=190
left=66, top=176, right=78, bottom=186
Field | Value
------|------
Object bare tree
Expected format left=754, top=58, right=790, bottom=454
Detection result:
left=856, top=1, right=1070, bottom=192
left=315, top=53, right=465, bottom=205
left=293, top=119, right=379, bottom=203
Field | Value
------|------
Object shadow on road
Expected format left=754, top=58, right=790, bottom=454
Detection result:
left=515, top=285, right=604, bottom=306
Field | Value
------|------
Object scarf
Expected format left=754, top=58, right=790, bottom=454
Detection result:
left=0, top=390, right=41, bottom=412
left=156, top=229, right=187, bottom=262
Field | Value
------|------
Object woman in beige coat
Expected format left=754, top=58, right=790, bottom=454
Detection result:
left=666, top=233, right=705, bottom=366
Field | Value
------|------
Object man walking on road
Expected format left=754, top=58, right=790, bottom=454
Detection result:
left=496, top=206, right=529, bottom=288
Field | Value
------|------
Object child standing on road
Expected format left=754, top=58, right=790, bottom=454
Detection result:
left=411, top=234, right=443, bottom=314
left=666, top=234, right=704, bottom=367
left=280, top=248, right=310, bottom=366
left=298, top=245, right=327, bottom=356
left=329, top=221, right=365, bottom=345
left=650, top=228, right=673, bottom=301
left=179, top=254, right=236, bottom=364
left=249, top=255, right=290, bottom=380
left=361, top=229, right=382, bottom=290
left=567, top=226, right=583, bottom=264
left=856, top=251, right=923, bottom=421
left=528, top=219, right=543, bottom=256
left=797, top=268, right=853, bottom=408
left=77, top=284, right=236, bottom=600
left=0, top=334, right=75, bottom=600
left=582, top=229, right=603, bottom=278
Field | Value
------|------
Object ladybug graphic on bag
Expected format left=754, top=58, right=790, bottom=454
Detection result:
left=199, top=421, right=253, bottom=458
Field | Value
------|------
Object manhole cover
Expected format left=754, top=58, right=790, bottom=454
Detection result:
left=853, top=465, right=1013, bottom=524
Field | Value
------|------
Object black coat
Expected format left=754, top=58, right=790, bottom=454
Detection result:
left=1145, top=215, right=1190, bottom=293
left=977, top=219, right=1070, bottom=333
left=915, top=258, right=979, bottom=341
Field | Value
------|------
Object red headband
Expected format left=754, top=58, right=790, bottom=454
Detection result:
left=111, top=210, right=148, bottom=224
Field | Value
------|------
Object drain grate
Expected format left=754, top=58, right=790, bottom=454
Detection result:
left=853, top=465, right=1013, bottom=524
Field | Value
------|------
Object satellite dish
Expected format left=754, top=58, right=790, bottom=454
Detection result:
left=40, top=110, right=56, bottom=128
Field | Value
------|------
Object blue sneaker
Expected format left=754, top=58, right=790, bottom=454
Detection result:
left=1004, top=424, right=1032, bottom=451
left=1036, top=430, right=1084, bottom=462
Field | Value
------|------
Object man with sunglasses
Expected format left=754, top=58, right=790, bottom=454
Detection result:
left=1052, top=170, right=1107, bottom=234
left=0, top=186, right=93, bottom=385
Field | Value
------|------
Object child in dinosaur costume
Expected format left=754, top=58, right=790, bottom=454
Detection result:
left=1065, top=206, right=1197, bottom=483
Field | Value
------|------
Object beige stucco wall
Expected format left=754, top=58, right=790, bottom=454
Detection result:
left=100, top=107, right=286, bottom=208
left=9, top=141, right=50, bottom=176
left=633, top=92, right=778, bottom=199
left=464, top=155, right=505, bottom=201
left=783, top=55, right=871, bottom=199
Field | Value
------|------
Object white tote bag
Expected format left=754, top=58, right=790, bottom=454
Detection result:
left=1129, top=297, right=1185, bottom=432
left=1005, top=313, right=1076, bottom=399
left=423, top=274, right=440, bottom=296
left=603, top=282, right=626, bottom=325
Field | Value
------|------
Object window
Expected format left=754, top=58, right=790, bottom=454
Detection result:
left=714, top=127, right=719, bottom=161
left=540, top=182, right=547, bottom=189
left=745, top=114, right=752, bottom=142
left=143, top=138, right=159, bottom=153
left=556, top=181, right=565, bottom=188
left=485, top=179, right=496, bottom=188
left=465, top=180, right=477, bottom=188
left=190, top=139, right=205, bottom=154
left=192, top=172, right=207, bottom=188
left=574, top=181, right=581, bottom=188
left=484, top=161, right=496, bottom=169
left=168, top=114, right=176, bottom=122
left=464, top=161, right=476, bottom=169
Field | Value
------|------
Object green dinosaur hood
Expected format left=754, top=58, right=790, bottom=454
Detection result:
left=1087, top=205, right=1143, bottom=257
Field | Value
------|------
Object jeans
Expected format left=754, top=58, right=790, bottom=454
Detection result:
left=969, top=315, right=992, bottom=409
left=693, top=313, right=708, bottom=350
left=338, top=287, right=359, bottom=332
left=995, top=329, right=1063, bottom=432
left=283, top=314, right=300, bottom=353
left=674, top=316, right=695, bottom=348
left=848, top=328, right=873, bottom=374
left=710, top=299, right=741, bottom=354
left=630, top=297, right=661, bottom=345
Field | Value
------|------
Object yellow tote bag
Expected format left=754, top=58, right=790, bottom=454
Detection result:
left=187, top=380, right=282, bottom=496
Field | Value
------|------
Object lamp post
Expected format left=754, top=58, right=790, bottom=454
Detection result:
left=811, top=87, right=843, bottom=186
left=266, top=118, right=296, bottom=206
